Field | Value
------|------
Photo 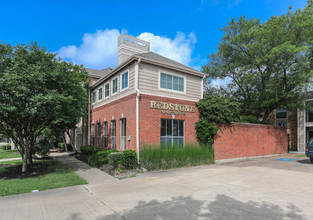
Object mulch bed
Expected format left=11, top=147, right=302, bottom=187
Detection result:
left=72, top=153, right=89, bottom=164
left=0, top=161, right=56, bottom=180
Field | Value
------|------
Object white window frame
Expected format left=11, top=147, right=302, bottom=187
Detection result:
left=104, top=82, right=110, bottom=99
left=120, top=70, right=129, bottom=92
left=158, top=70, right=186, bottom=94
left=111, top=77, right=119, bottom=96
left=98, top=87, right=103, bottom=101
left=92, top=91, right=96, bottom=103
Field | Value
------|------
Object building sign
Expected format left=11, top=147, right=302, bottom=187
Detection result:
left=150, top=101, right=195, bottom=116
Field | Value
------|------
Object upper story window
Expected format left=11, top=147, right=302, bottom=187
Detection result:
left=105, top=83, right=110, bottom=98
left=160, top=73, right=184, bottom=92
left=121, top=72, right=128, bottom=90
left=98, top=87, right=103, bottom=100
left=276, top=109, right=287, bottom=119
left=92, top=92, right=96, bottom=103
left=112, top=78, right=118, bottom=94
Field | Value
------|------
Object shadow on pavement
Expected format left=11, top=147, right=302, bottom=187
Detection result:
left=69, top=194, right=305, bottom=220
left=297, top=159, right=311, bottom=164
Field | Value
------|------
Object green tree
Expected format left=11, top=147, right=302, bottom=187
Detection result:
left=196, top=95, right=242, bottom=144
left=203, top=1, right=313, bottom=122
left=0, top=42, right=88, bottom=172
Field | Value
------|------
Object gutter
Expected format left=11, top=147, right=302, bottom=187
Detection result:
left=201, top=74, right=206, bottom=99
left=135, top=58, right=141, bottom=164
left=87, top=89, right=91, bottom=145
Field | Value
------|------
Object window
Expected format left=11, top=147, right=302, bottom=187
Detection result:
left=276, top=109, right=287, bottom=119
left=97, top=123, right=101, bottom=147
left=92, top=92, right=96, bottom=103
left=160, top=73, right=184, bottom=92
left=91, top=124, right=95, bottom=146
left=276, top=109, right=287, bottom=127
left=121, top=72, right=128, bottom=90
left=103, top=122, right=108, bottom=148
left=120, top=119, right=126, bottom=150
left=161, top=119, right=184, bottom=147
left=98, top=88, right=103, bottom=100
left=112, top=78, right=118, bottom=94
left=111, top=120, right=116, bottom=149
left=105, top=83, right=110, bottom=98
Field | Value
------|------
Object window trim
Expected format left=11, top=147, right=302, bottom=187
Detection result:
left=104, top=82, right=110, bottom=99
left=158, top=70, right=186, bottom=94
left=160, top=119, right=185, bottom=147
left=92, top=91, right=96, bottom=104
left=111, top=77, right=119, bottom=96
left=120, top=70, right=129, bottom=92
left=98, top=87, right=103, bottom=101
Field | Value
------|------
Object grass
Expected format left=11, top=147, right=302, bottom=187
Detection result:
left=0, top=160, right=87, bottom=196
left=140, top=143, right=214, bottom=171
left=296, top=154, right=307, bottom=157
left=0, top=149, right=21, bottom=159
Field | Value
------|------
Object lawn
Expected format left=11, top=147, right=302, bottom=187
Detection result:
left=0, top=160, right=87, bottom=196
left=0, top=149, right=21, bottom=159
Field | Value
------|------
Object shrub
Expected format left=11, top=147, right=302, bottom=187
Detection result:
left=80, top=145, right=97, bottom=155
left=140, top=143, right=214, bottom=171
left=0, top=145, right=11, bottom=150
left=86, top=154, right=101, bottom=167
left=58, top=143, right=65, bottom=150
left=120, top=150, right=137, bottom=169
left=35, top=139, right=51, bottom=157
left=97, top=150, right=119, bottom=164
left=108, top=152, right=123, bottom=168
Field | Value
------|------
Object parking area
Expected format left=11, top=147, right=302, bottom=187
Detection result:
left=1, top=153, right=313, bottom=219
left=222, top=153, right=313, bottom=173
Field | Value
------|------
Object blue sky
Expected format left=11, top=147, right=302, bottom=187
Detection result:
left=0, top=0, right=308, bottom=72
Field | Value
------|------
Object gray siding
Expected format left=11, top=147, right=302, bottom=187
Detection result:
left=138, top=63, right=202, bottom=102
left=92, top=63, right=135, bottom=109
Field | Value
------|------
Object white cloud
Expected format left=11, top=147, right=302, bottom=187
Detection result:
left=58, top=29, right=122, bottom=69
left=137, top=32, right=197, bottom=66
left=58, top=29, right=197, bottom=69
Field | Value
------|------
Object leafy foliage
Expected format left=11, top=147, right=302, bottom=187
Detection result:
left=120, top=150, right=137, bottom=169
left=0, top=42, right=88, bottom=172
left=108, top=152, right=123, bottom=168
left=196, top=95, right=242, bottom=144
left=35, top=139, right=51, bottom=157
left=140, top=143, right=214, bottom=171
left=203, top=2, right=313, bottom=122
left=96, top=149, right=119, bottom=164
left=80, top=145, right=97, bottom=155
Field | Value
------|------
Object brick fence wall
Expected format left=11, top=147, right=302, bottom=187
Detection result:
left=214, top=123, right=288, bottom=161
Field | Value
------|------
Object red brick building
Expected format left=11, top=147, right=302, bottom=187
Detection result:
left=85, top=34, right=205, bottom=157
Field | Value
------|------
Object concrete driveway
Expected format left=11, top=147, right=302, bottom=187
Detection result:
left=1, top=154, right=313, bottom=219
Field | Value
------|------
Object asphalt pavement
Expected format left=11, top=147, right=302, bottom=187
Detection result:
left=0, top=153, right=312, bottom=220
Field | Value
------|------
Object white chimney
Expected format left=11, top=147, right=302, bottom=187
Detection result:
left=118, top=34, right=150, bottom=65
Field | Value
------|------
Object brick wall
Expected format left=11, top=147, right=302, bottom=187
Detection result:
left=91, top=93, right=137, bottom=150
left=90, top=93, right=200, bottom=150
left=139, top=94, right=199, bottom=146
left=214, top=123, right=288, bottom=161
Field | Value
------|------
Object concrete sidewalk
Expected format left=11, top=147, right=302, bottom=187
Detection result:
left=55, top=155, right=117, bottom=184
left=0, top=157, right=21, bottom=162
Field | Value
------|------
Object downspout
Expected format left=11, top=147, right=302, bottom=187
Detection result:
left=200, top=74, right=206, bottom=99
left=87, top=89, right=91, bottom=145
left=135, top=58, right=141, bottom=164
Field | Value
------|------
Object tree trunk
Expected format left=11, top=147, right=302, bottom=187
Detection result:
left=62, top=134, right=68, bottom=151
left=22, top=147, right=28, bottom=173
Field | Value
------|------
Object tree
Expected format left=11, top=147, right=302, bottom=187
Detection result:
left=196, top=95, right=242, bottom=144
left=0, top=42, right=88, bottom=172
left=203, top=1, right=313, bottom=122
